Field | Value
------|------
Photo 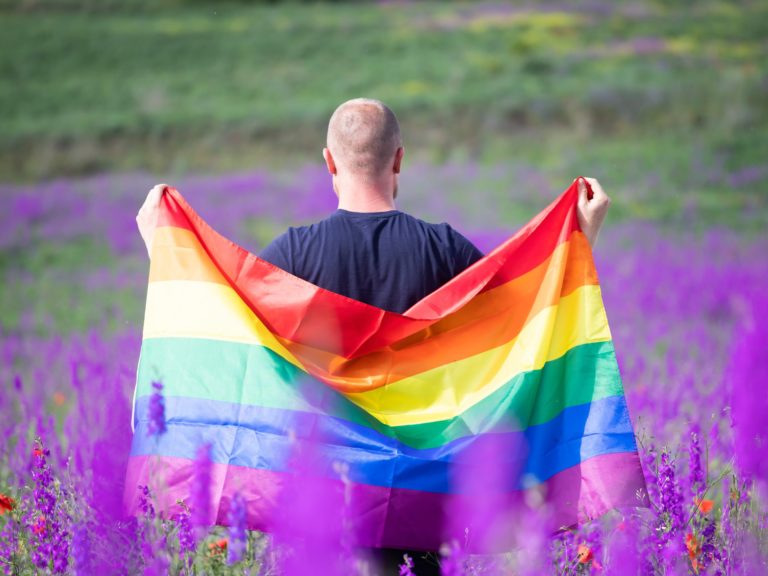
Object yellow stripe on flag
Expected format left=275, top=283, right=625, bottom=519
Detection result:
left=143, top=280, right=610, bottom=425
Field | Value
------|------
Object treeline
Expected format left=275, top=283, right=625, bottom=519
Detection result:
left=0, top=0, right=357, bottom=12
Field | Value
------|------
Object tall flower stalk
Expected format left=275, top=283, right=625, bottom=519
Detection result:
left=190, top=443, right=213, bottom=537
left=227, top=493, right=247, bottom=566
left=146, top=381, right=167, bottom=438
left=26, top=441, right=69, bottom=573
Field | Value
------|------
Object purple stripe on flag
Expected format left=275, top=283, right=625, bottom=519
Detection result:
left=125, top=451, right=645, bottom=552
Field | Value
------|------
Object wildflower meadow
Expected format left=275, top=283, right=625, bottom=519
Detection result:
left=1, top=0, right=767, bottom=574
left=1, top=163, right=766, bottom=574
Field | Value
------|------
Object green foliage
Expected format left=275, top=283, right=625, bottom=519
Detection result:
left=0, top=1, right=766, bottom=178
left=1, top=1, right=765, bottom=336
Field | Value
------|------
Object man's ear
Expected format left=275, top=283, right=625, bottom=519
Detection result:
left=323, top=148, right=337, bottom=175
left=393, top=146, right=404, bottom=174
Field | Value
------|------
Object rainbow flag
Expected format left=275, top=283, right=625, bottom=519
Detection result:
left=125, top=182, right=646, bottom=551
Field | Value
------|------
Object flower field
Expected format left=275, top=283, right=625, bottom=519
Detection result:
left=2, top=0, right=767, bottom=572
left=0, top=163, right=766, bottom=575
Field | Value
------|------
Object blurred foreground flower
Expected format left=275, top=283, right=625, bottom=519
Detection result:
left=208, top=537, right=228, bottom=557
left=439, top=539, right=467, bottom=576
left=70, top=524, right=92, bottom=575
left=191, top=443, right=213, bottom=534
left=577, top=543, right=593, bottom=564
left=227, top=493, right=247, bottom=565
left=138, top=484, right=155, bottom=520
left=146, top=381, right=167, bottom=437
left=729, top=294, right=768, bottom=492
left=398, top=553, right=415, bottom=576
left=694, top=497, right=714, bottom=515
left=0, top=493, right=14, bottom=515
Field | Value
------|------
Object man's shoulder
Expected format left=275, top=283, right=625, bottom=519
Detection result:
left=259, top=216, right=334, bottom=270
left=260, top=210, right=483, bottom=274
left=397, top=212, right=484, bottom=270
left=408, top=214, right=478, bottom=248
left=396, top=212, right=456, bottom=237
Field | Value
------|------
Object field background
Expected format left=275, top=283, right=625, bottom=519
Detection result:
left=2, top=0, right=767, bottom=331
left=1, top=0, right=767, bottom=573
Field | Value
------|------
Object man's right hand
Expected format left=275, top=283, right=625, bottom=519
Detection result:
left=137, top=184, right=169, bottom=257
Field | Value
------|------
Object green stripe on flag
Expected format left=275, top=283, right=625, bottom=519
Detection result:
left=136, top=338, right=624, bottom=449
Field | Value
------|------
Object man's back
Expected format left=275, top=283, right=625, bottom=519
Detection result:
left=260, top=209, right=483, bottom=313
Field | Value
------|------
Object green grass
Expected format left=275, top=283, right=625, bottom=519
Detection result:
left=0, top=237, right=145, bottom=333
left=1, top=1, right=766, bottom=335
left=1, top=0, right=766, bottom=178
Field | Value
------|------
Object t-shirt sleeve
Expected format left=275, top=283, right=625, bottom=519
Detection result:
left=448, top=227, right=484, bottom=275
left=259, top=231, right=293, bottom=273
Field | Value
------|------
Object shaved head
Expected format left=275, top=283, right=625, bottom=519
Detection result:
left=327, top=98, right=402, bottom=179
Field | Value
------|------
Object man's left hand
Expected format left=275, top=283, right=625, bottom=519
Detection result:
left=576, top=177, right=611, bottom=248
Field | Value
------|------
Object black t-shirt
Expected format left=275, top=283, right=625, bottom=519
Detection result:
left=259, top=209, right=483, bottom=313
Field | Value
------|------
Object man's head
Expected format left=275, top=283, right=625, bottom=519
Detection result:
left=324, top=98, right=404, bottom=197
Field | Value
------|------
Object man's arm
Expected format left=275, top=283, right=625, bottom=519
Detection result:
left=136, top=183, right=168, bottom=257
left=576, top=177, right=611, bottom=248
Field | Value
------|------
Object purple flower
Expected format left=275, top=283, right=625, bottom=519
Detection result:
left=175, top=509, right=196, bottom=558
left=269, top=435, right=353, bottom=576
left=26, top=441, right=69, bottom=573
left=688, top=425, right=705, bottom=499
left=138, top=485, right=155, bottom=520
left=699, top=518, right=721, bottom=568
left=143, top=555, right=171, bottom=576
left=648, top=449, right=685, bottom=557
left=398, top=553, right=416, bottom=576
left=71, top=524, right=91, bottom=576
left=729, top=294, right=768, bottom=488
left=642, top=444, right=659, bottom=511
left=227, top=492, right=247, bottom=565
left=190, top=443, right=213, bottom=533
left=659, top=451, right=685, bottom=529
left=439, top=539, right=467, bottom=576
left=0, top=517, right=20, bottom=575
left=31, top=445, right=55, bottom=517
left=146, top=381, right=166, bottom=438
left=604, top=517, right=640, bottom=575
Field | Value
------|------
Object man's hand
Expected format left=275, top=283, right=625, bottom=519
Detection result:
left=576, top=177, right=611, bottom=248
left=137, top=184, right=169, bottom=257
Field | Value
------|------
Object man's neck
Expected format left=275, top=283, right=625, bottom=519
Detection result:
left=336, top=182, right=396, bottom=213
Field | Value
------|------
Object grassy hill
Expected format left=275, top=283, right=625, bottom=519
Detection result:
left=1, top=0, right=766, bottom=179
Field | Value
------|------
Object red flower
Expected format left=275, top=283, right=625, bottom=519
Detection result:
left=0, top=493, right=14, bottom=515
left=577, top=543, right=593, bottom=564
left=208, top=538, right=227, bottom=556
left=32, top=515, right=47, bottom=535
left=685, top=532, right=697, bottom=549
left=694, top=497, right=714, bottom=514
left=686, top=532, right=700, bottom=564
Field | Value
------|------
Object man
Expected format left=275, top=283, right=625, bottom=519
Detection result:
left=138, top=99, right=609, bottom=300
left=137, top=98, right=610, bottom=573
